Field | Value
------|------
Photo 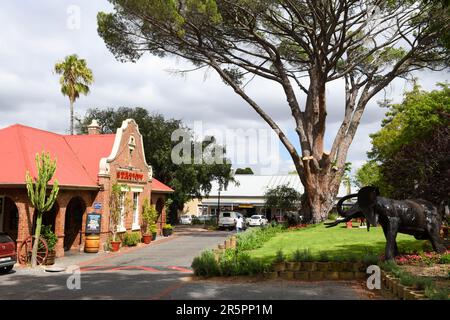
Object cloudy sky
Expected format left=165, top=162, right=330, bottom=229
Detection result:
left=0, top=1, right=448, bottom=176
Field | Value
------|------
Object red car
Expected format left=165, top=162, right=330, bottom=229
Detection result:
left=0, top=232, right=16, bottom=274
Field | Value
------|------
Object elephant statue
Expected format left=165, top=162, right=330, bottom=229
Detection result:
left=325, top=186, right=447, bottom=260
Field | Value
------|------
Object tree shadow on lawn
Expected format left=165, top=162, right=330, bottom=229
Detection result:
left=254, top=239, right=432, bottom=264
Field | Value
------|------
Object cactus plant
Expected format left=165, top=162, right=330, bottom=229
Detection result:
left=25, top=151, right=59, bottom=268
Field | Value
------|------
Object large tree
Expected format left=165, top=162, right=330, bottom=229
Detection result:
left=97, top=0, right=449, bottom=222
left=78, top=107, right=234, bottom=222
left=365, top=84, right=450, bottom=204
left=55, top=54, right=94, bottom=135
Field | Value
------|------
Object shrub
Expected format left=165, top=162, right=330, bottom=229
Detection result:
left=346, top=252, right=360, bottom=263
left=362, top=252, right=379, bottom=265
left=439, top=253, right=450, bottom=264
left=104, top=235, right=112, bottom=251
left=413, top=276, right=433, bottom=291
left=191, top=217, right=202, bottom=225
left=149, top=224, right=157, bottom=234
left=191, top=250, right=220, bottom=277
left=236, top=224, right=286, bottom=251
left=399, top=273, right=415, bottom=287
left=142, top=199, right=158, bottom=234
left=274, top=249, right=285, bottom=263
left=317, top=251, right=330, bottom=262
left=123, top=232, right=141, bottom=247
left=425, top=287, right=450, bottom=300
left=41, top=225, right=58, bottom=252
left=292, top=249, right=310, bottom=262
left=379, top=260, right=400, bottom=273
left=163, top=223, right=173, bottom=230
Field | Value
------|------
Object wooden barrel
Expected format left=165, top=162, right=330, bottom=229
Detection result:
left=84, top=234, right=100, bottom=253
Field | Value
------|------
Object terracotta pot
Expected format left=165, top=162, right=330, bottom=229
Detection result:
left=111, top=241, right=121, bottom=252
left=142, top=234, right=152, bottom=244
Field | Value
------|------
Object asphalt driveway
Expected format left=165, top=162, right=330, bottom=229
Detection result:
left=0, top=227, right=377, bottom=300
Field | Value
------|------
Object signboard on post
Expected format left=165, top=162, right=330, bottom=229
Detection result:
left=85, top=213, right=101, bottom=234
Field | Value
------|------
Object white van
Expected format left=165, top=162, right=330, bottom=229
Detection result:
left=218, top=211, right=243, bottom=230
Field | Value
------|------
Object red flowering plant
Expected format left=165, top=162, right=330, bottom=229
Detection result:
left=393, top=250, right=450, bottom=265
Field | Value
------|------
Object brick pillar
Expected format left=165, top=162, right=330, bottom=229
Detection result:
left=55, top=205, right=66, bottom=257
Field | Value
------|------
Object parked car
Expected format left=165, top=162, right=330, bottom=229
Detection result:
left=248, top=215, right=268, bottom=227
left=218, top=211, right=243, bottom=230
left=196, top=215, right=216, bottom=223
left=179, top=215, right=192, bottom=225
left=0, top=233, right=16, bottom=274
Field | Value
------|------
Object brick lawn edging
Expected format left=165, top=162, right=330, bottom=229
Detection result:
left=380, top=270, right=427, bottom=300
left=266, top=261, right=368, bottom=281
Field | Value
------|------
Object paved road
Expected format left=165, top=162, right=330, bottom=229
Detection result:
left=0, top=227, right=376, bottom=300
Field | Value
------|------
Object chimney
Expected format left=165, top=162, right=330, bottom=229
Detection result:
left=87, top=119, right=101, bottom=135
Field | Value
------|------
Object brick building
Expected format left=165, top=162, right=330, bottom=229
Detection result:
left=0, top=119, right=173, bottom=257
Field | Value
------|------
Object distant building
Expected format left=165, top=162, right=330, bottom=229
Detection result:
left=181, top=174, right=352, bottom=220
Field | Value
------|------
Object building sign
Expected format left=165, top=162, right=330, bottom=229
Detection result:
left=93, top=202, right=102, bottom=210
left=116, top=170, right=145, bottom=183
left=85, top=213, right=101, bottom=234
left=239, top=204, right=254, bottom=209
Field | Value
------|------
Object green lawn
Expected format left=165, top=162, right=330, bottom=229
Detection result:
left=248, top=223, right=432, bottom=263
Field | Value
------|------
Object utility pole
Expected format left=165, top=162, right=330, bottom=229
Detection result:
left=217, top=186, right=221, bottom=224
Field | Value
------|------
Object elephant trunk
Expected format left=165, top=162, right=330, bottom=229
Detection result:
left=336, top=193, right=358, bottom=217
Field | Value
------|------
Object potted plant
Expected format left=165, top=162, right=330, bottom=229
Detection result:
left=150, top=224, right=158, bottom=241
left=162, top=224, right=173, bottom=237
left=109, top=183, right=125, bottom=252
left=142, top=198, right=158, bottom=244
left=41, top=225, right=58, bottom=265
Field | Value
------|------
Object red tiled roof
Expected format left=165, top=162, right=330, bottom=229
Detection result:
left=0, top=124, right=103, bottom=188
left=0, top=123, right=174, bottom=192
left=151, top=177, right=174, bottom=193
left=64, top=134, right=116, bottom=183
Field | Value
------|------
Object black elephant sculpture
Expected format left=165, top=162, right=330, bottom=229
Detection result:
left=325, top=186, right=447, bottom=260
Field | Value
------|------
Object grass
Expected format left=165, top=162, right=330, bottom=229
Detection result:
left=247, top=222, right=432, bottom=263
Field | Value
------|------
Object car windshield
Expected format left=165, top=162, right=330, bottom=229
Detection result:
left=222, top=212, right=231, bottom=217
left=0, top=234, right=12, bottom=243
left=251, top=215, right=261, bottom=219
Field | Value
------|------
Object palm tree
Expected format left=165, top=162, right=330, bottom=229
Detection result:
left=54, top=54, right=94, bottom=135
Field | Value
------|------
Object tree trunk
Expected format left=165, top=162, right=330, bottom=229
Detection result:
left=70, top=99, right=74, bottom=135
left=299, top=173, right=341, bottom=224
left=31, top=212, right=42, bottom=268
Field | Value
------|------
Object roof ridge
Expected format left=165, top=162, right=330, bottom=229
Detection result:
left=3, top=124, right=65, bottom=137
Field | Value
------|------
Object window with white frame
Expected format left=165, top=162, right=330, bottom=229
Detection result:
left=119, top=192, right=126, bottom=230
left=132, top=192, right=139, bottom=229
